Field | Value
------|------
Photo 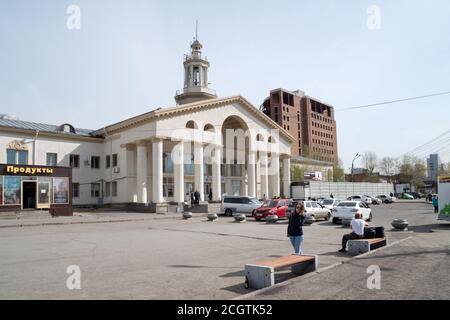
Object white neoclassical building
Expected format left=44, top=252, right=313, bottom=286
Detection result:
left=0, top=38, right=293, bottom=213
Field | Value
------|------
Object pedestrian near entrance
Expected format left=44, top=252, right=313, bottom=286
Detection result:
left=330, top=193, right=334, bottom=199
left=208, top=189, right=213, bottom=201
left=432, top=196, right=439, bottom=213
left=287, top=202, right=306, bottom=255
left=194, top=190, right=200, bottom=205
left=339, top=213, right=368, bottom=253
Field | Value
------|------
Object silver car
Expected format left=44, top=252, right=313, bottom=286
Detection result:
left=221, top=196, right=262, bottom=216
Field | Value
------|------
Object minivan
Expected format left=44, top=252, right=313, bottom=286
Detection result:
left=221, top=196, right=262, bottom=216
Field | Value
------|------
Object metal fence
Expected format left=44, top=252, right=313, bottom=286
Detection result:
left=292, top=181, right=394, bottom=200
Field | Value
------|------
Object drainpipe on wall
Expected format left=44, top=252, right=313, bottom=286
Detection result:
left=104, top=128, right=112, bottom=207
left=33, top=130, right=39, bottom=165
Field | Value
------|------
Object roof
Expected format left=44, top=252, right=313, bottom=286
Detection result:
left=0, top=118, right=95, bottom=137
left=93, top=95, right=295, bottom=142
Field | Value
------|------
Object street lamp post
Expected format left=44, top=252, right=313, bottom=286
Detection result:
left=351, top=153, right=361, bottom=183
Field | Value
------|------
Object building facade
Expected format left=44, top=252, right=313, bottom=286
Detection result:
left=427, top=154, right=440, bottom=183
left=260, top=88, right=338, bottom=164
left=0, top=39, right=294, bottom=212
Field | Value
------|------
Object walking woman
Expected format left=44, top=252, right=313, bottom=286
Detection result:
left=287, top=202, right=306, bottom=255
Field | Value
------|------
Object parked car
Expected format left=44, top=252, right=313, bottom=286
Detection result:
left=221, top=196, right=262, bottom=216
left=400, top=193, right=414, bottom=200
left=316, top=197, right=326, bottom=204
left=347, top=195, right=372, bottom=205
left=286, top=199, right=331, bottom=221
left=304, top=200, right=332, bottom=221
left=321, top=198, right=341, bottom=210
left=365, top=195, right=382, bottom=205
left=253, top=199, right=290, bottom=220
left=331, top=201, right=372, bottom=224
left=410, top=192, right=423, bottom=199
left=376, top=195, right=393, bottom=204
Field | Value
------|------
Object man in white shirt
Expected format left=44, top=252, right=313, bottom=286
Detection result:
left=339, top=213, right=369, bottom=253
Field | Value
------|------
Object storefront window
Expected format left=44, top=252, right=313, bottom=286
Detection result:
left=53, top=177, right=69, bottom=204
left=3, top=176, right=21, bottom=205
left=38, top=181, right=50, bottom=208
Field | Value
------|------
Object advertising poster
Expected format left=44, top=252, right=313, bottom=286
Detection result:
left=4, top=176, right=21, bottom=205
left=53, top=177, right=69, bottom=204
left=438, top=175, right=450, bottom=221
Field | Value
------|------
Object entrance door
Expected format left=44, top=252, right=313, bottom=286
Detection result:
left=22, top=181, right=37, bottom=209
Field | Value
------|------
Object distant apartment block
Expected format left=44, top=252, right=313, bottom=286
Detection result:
left=260, top=88, right=338, bottom=163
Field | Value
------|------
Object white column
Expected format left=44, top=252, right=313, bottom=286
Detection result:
left=126, top=146, right=137, bottom=203
left=260, top=152, right=269, bottom=200
left=199, top=67, right=204, bottom=87
left=212, top=146, right=222, bottom=201
left=136, top=142, right=148, bottom=204
left=194, top=143, right=204, bottom=202
left=152, top=139, right=163, bottom=203
left=271, top=153, right=280, bottom=198
left=173, top=142, right=185, bottom=203
left=282, top=157, right=291, bottom=198
left=189, top=65, right=194, bottom=86
left=247, top=152, right=256, bottom=198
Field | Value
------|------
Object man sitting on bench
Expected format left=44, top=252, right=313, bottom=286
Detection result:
left=339, top=213, right=368, bottom=253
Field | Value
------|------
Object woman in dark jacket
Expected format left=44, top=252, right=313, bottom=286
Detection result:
left=287, top=202, right=306, bottom=255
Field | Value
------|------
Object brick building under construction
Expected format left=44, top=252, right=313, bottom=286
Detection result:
left=260, top=88, right=338, bottom=164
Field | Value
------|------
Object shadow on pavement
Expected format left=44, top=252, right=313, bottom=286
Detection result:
left=407, top=223, right=450, bottom=233
left=355, top=248, right=450, bottom=260
left=220, top=270, right=297, bottom=295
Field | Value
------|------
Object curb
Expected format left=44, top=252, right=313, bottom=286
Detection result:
left=234, top=236, right=413, bottom=300
left=0, top=213, right=208, bottom=229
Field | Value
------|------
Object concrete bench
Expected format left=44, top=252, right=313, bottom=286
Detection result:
left=347, top=237, right=387, bottom=256
left=245, top=254, right=318, bottom=289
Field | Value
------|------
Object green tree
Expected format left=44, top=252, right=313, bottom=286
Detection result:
left=398, top=155, right=427, bottom=188
left=333, top=159, right=345, bottom=182
left=291, top=165, right=305, bottom=182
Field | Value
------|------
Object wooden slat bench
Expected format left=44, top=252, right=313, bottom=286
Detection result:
left=347, top=237, right=388, bottom=256
left=244, top=254, right=318, bottom=289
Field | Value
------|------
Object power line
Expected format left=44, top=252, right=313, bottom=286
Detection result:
left=405, top=129, right=450, bottom=155
left=408, top=139, right=450, bottom=158
left=336, top=90, right=450, bottom=112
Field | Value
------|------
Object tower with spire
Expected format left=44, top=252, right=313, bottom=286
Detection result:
left=175, top=21, right=217, bottom=105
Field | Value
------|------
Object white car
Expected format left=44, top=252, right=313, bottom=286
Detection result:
left=303, top=200, right=332, bottom=221
left=332, top=201, right=372, bottom=224
left=321, top=199, right=341, bottom=211
left=365, top=195, right=382, bottom=205
left=347, top=195, right=372, bottom=205
left=221, top=196, right=262, bottom=216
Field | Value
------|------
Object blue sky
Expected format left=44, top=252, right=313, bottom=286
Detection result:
left=1, top=0, right=449, bottom=170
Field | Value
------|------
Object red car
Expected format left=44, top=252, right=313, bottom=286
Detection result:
left=252, top=199, right=290, bottom=220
